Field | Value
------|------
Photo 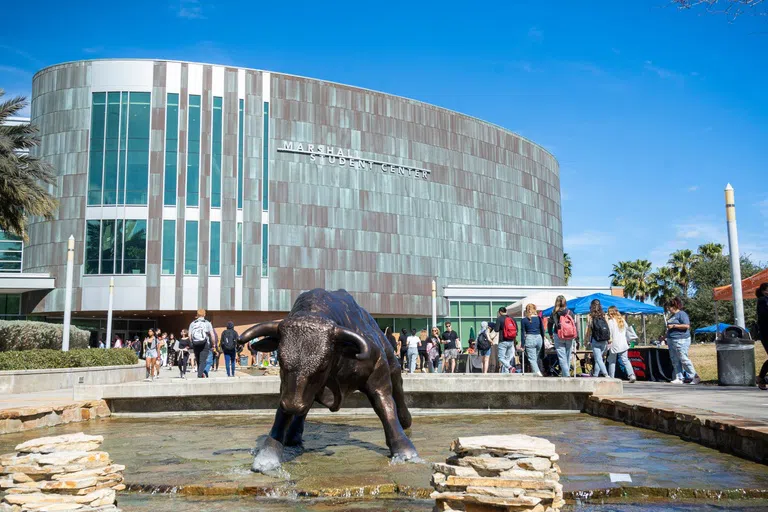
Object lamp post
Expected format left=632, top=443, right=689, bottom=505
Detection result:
left=724, top=184, right=745, bottom=329
left=431, top=279, right=437, bottom=332
left=62, top=235, right=75, bottom=352
left=105, top=277, right=114, bottom=349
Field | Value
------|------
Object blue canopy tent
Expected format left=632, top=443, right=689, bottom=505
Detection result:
left=541, top=293, right=664, bottom=344
left=693, top=323, right=747, bottom=341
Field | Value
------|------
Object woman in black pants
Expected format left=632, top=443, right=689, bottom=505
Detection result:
left=756, top=283, right=768, bottom=390
left=177, top=329, right=191, bottom=379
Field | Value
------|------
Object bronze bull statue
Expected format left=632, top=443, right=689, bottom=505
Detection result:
left=240, top=288, right=418, bottom=473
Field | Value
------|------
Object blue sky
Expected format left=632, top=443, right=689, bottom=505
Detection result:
left=2, top=0, right=767, bottom=286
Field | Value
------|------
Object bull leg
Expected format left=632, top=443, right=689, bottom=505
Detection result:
left=284, top=413, right=307, bottom=448
left=252, top=407, right=293, bottom=473
left=390, top=369, right=412, bottom=430
left=363, top=386, right=419, bottom=462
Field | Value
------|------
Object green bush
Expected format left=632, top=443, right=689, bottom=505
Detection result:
left=0, top=320, right=90, bottom=351
left=0, top=348, right=138, bottom=371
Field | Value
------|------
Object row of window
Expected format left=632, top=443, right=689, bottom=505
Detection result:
left=0, top=231, right=23, bottom=273
left=88, top=92, right=247, bottom=211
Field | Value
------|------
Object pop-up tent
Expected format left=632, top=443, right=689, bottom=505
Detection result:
left=693, top=323, right=745, bottom=334
left=713, top=268, right=768, bottom=301
left=506, top=291, right=576, bottom=317
left=541, top=293, right=663, bottom=316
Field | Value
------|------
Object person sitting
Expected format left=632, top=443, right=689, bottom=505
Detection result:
left=466, top=339, right=477, bottom=355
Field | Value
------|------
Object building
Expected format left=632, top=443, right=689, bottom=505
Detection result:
left=17, top=59, right=564, bottom=343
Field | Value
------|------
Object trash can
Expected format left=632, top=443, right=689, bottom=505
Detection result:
left=239, top=355, right=249, bottom=367
left=716, top=326, right=755, bottom=386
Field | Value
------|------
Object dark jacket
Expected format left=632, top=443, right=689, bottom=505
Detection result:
left=220, top=327, right=239, bottom=353
left=757, top=296, right=768, bottom=341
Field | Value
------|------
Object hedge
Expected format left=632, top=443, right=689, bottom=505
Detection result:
left=0, top=348, right=138, bottom=371
left=0, top=320, right=90, bottom=352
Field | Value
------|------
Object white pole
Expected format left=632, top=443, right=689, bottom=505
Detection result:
left=431, top=279, right=437, bottom=332
left=62, top=235, right=75, bottom=352
left=105, top=277, right=114, bottom=349
left=724, top=184, right=745, bottom=329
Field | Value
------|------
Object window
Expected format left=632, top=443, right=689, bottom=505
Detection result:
left=209, top=221, right=220, bottom=276
left=0, top=231, right=23, bottom=273
left=237, top=99, right=244, bottom=209
left=236, top=222, right=242, bottom=277
left=162, top=220, right=175, bottom=275
left=87, top=91, right=151, bottom=206
left=185, top=220, right=198, bottom=275
left=187, top=95, right=201, bottom=207
left=84, top=219, right=146, bottom=274
left=262, top=101, right=269, bottom=211
left=261, top=223, right=268, bottom=277
left=0, top=294, right=21, bottom=317
left=164, top=93, right=179, bottom=206
left=211, top=96, right=222, bottom=208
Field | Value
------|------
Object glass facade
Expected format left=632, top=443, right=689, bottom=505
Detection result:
left=0, top=294, right=21, bottom=318
left=184, top=220, right=198, bottom=275
left=0, top=230, right=23, bottom=273
left=211, top=97, right=222, bottom=208
left=87, top=92, right=150, bottom=206
left=261, top=224, right=268, bottom=277
left=84, top=219, right=146, bottom=275
left=236, top=222, right=242, bottom=277
left=186, top=95, right=201, bottom=207
left=210, top=221, right=221, bottom=276
left=164, top=93, right=179, bottom=206
left=262, top=102, right=269, bottom=211
left=446, top=300, right=521, bottom=345
left=161, top=220, right=175, bottom=275
left=237, top=99, right=244, bottom=210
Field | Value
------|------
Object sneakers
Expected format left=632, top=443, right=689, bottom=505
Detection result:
left=535, top=372, right=543, bottom=377
left=670, top=379, right=684, bottom=384
left=687, top=375, right=701, bottom=385
left=757, top=377, right=767, bottom=390
left=629, top=375, right=636, bottom=383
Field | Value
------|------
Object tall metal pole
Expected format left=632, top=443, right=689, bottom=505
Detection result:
left=105, top=277, right=114, bottom=349
left=431, top=279, right=437, bottom=331
left=724, top=184, right=745, bottom=329
left=62, top=235, right=75, bottom=352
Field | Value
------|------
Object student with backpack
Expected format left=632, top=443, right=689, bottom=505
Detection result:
left=189, top=309, right=218, bottom=379
left=548, top=295, right=577, bottom=378
left=220, top=321, right=240, bottom=377
left=584, top=299, right=610, bottom=378
left=477, top=321, right=492, bottom=374
left=493, top=307, right=518, bottom=374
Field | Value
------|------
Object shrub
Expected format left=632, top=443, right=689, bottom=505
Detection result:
left=0, top=348, right=138, bottom=371
left=0, top=320, right=90, bottom=351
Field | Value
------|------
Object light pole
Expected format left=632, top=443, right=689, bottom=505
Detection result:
left=105, top=277, right=114, bottom=349
left=724, top=184, right=745, bottom=329
left=431, top=279, right=437, bottom=332
left=62, top=235, right=75, bottom=352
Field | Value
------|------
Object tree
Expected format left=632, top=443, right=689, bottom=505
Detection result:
left=668, top=249, right=699, bottom=297
left=671, top=0, right=768, bottom=20
left=698, top=242, right=724, bottom=261
left=0, top=90, right=57, bottom=240
left=649, top=266, right=682, bottom=307
left=625, top=259, right=654, bottom=302
left=563, top=253, right=572, bottom=285
left=610, top=261, right=634, bottom=296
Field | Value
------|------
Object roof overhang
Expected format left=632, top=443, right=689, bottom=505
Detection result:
left=0, top=273, right=55, bottom=294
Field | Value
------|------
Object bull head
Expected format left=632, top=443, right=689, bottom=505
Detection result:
left=239, top=320, right=371, bottom=361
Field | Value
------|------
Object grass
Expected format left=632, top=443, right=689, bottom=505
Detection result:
left=687, top=342, right=767, bottom=383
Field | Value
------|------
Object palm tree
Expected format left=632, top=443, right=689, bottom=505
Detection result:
left=668, top=249, right=699, bottom=297
left=0, top=90, right=57, bottom=239
left=563, top=253, right=572, bottom=285
left=698, top=242, right=724, bottom=261
left=610, top=261, right=634, bottom=298
left=649, top=266, right=681, bottom=307
left=626, top=259, right=654, bottom=302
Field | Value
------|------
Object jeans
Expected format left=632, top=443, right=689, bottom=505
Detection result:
left=212, top=351, right=220, bottom=371
left=524, top=334, right=543, bottom=374
left=224, top=352, right=237, bottom=377
left=498, top=341, right=515, bottom=373
left=204, top=350, right=214, bottom=376
left=591, top=339, right=609, bottom=377
left=554, top=335, right=573, bottom=377
left=177, top=351, right=189, bottom=377
left=607, top=350, right=635, bottom=379
left=669, top=336, right=696, bottom=381
left=407, top=347, right=419, bottom=373
left=195, top=346, right=210, bottom=378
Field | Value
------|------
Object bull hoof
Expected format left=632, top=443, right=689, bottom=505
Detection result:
left=251, top=437, right=284, bottom=474
left=389, top=441, right=421, bottom=465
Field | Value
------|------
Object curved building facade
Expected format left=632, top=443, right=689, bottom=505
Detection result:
left=25, top=59, right=562, bottom=336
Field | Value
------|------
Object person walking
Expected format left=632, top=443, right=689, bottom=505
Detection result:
left=399, top=328, right=409, bottom=371
left=384, top=327, right=397, bottom=353
left=211, top=335, right=221, bottom=373
left=584, top=299, right=610, bottom=378
left=159, top=332, right=169, bottom=369
left=113, top=336, right=123, bottom=349
left=428, top=327, right=442, bottom=373
left=522, top=304, right=544, bottom=376
left=477, top=321, right=492, bottom=374
left=406, top=329, right=421, bottom=374
left=492, top=307, right=517, bottom=374
left=131, top=336, right=141, bottom=359
left=189, top=309, right=217, bottom=379
left=606, top=306, right=637, bottom=383
left=176, top=329, right=191, bottom=379
left=666, top=297, right=700, bottom=385
left=167, top=333, right=177, bottom=368
left=220, top=321, right=240, bottom=377
left=756, top=283, right=768, bottom=390
left=143, top=329, right=158, bottom=381
left=417, top=329, right=429, bottom=372
left=548, top=296, right=577, bottom=378
left=441, top=322, right=460, bottom=373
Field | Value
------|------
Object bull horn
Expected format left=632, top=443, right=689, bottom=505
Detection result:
left=240, top=320, right=282, bottom=344
left=334, top=327, right=371, bottom=361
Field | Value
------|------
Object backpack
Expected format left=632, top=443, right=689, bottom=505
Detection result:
left=556, top=311, right=578, bottom=341
left=503, top=316, right=518, bottom=340
left=220, top=329, right=237, bottom=353
left=477, top=332, right=491, bottom=351
left=190, top=318, right=210, bottom=348
left=592, top=316, right=611, bottom=342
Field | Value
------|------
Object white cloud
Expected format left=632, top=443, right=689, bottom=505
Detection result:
left=644, top=60, right=683, bottom=82
left=528, top=26, right=543, bottom=41
left=564, top=231, right=616, bottom=249
left=176, top=0, right=205, bottom=19
left=611, top=47, right=621, bottom=55
left=687, top=185, right=699, bottom=192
